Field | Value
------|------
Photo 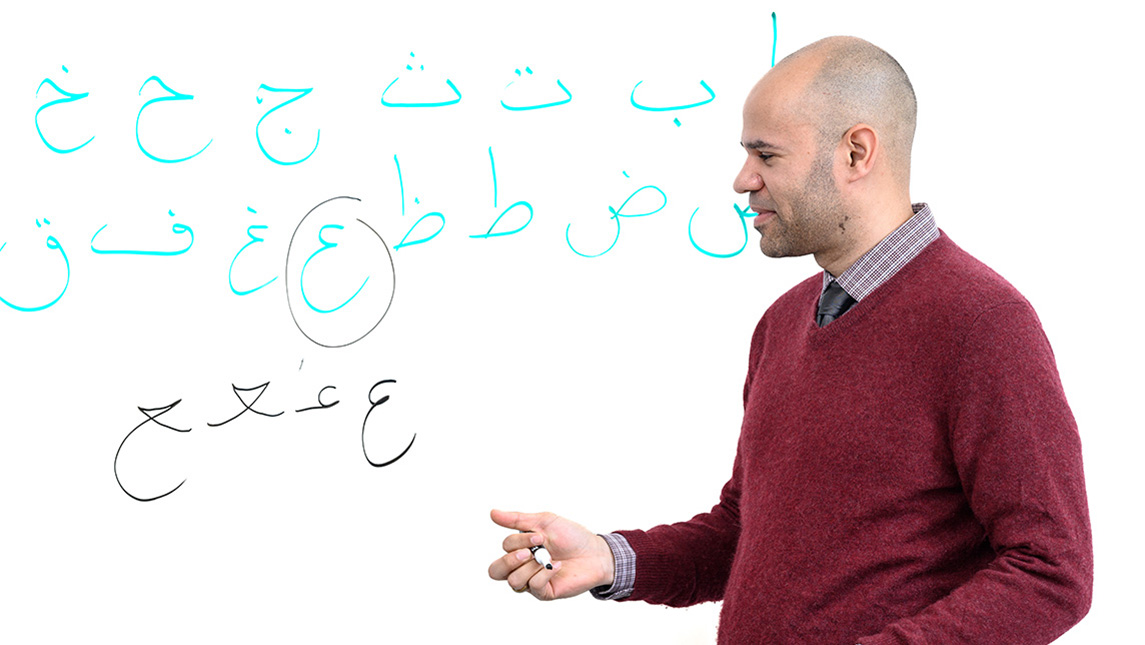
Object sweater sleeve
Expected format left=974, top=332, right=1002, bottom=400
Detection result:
left=612, top=446, right=743, bottom=607
left=860, top=301, right=1093, bottom=644
left=610, top=315, right=768, bottom=607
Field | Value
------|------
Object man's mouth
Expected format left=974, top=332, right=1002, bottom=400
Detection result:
left=752, top=209, right=777, bottom=228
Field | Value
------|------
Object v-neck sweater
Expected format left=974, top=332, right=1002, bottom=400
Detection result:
left=616, top=232, right=1092, bottom=644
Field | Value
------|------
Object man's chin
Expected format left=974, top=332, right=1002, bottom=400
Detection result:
left=757, top=236, right=788, bottom=258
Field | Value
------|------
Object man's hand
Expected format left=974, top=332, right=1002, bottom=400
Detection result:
left=487, top=509, right=616, bottom=601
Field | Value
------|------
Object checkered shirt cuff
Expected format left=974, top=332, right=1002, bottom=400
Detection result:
left=589, top=533, right=635, bottom=600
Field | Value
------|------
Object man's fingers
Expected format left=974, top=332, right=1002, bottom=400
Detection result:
left=502, top=531, right=544, bottom=553
left=489, top=510, right=567, bottom=599
left=506, top=559, right=543, bottom=592
left=488, top=548, right=537, bottom=581
left=490, top=509, right=552, bottom=532
left=527, top=560, right=563, bottom=600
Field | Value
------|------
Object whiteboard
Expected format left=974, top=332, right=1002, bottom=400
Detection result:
left=1, top=1, right=1139, bottom=642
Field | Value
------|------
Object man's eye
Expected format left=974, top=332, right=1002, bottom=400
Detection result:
left=757, top=153, right=773, bottom=161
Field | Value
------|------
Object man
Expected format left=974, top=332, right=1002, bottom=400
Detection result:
left=488, top=36, right=1092, bottom=644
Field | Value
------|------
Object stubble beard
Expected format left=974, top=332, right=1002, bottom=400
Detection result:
left=757, top=153, right=845, bottom=259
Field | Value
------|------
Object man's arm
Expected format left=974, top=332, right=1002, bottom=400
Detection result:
left=610, top=447, right=744, bottom=607
left=859, top=301, right=1093, bottom=644
left=488, top=437, right=745, bottom=606
left=487, top=510, right=616, bottom=600
left=490, top=315, right=768, bottom=606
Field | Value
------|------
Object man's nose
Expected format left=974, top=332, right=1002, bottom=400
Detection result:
left=734, top=163, right=763, bottom=194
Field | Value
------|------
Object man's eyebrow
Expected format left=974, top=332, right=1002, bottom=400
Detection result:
left=741, top=139, right=782, bottom=151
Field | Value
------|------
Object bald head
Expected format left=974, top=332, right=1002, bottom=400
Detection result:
left=735, top=36, right=920, bottom=275
left=771, top=36, right=917, bottom=187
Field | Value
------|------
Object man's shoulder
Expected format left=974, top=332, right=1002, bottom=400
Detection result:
left=891, top=232, right=1050, bottom=353
left=921, top=232, right=1034, bottom=317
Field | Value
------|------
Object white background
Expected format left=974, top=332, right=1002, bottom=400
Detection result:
left=0, top=1, right=1139, bottom=642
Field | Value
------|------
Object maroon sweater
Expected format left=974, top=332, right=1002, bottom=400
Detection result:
left=617, top=234, right=1092, bottom=644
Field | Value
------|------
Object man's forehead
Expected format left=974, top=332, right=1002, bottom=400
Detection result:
left=739, top=55, right=825, bottom=148
left=740, top=97, right=814, bottom=150
left=746, top=70, right=809, bottom=112
left=745, top=52, right=823, bottom=112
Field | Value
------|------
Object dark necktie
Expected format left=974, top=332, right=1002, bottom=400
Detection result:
left=817, top=280, right=856, bottom=327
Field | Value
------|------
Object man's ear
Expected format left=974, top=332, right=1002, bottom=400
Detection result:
left=842, top=123, right=878, bottom=181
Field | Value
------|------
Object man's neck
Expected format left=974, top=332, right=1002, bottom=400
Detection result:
left=818, top=202, right=916, bottom=277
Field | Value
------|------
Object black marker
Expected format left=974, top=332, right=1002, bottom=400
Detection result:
left=520, top=531, right=553, bottom=570
left=531, top=544, right=553, bottom=570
